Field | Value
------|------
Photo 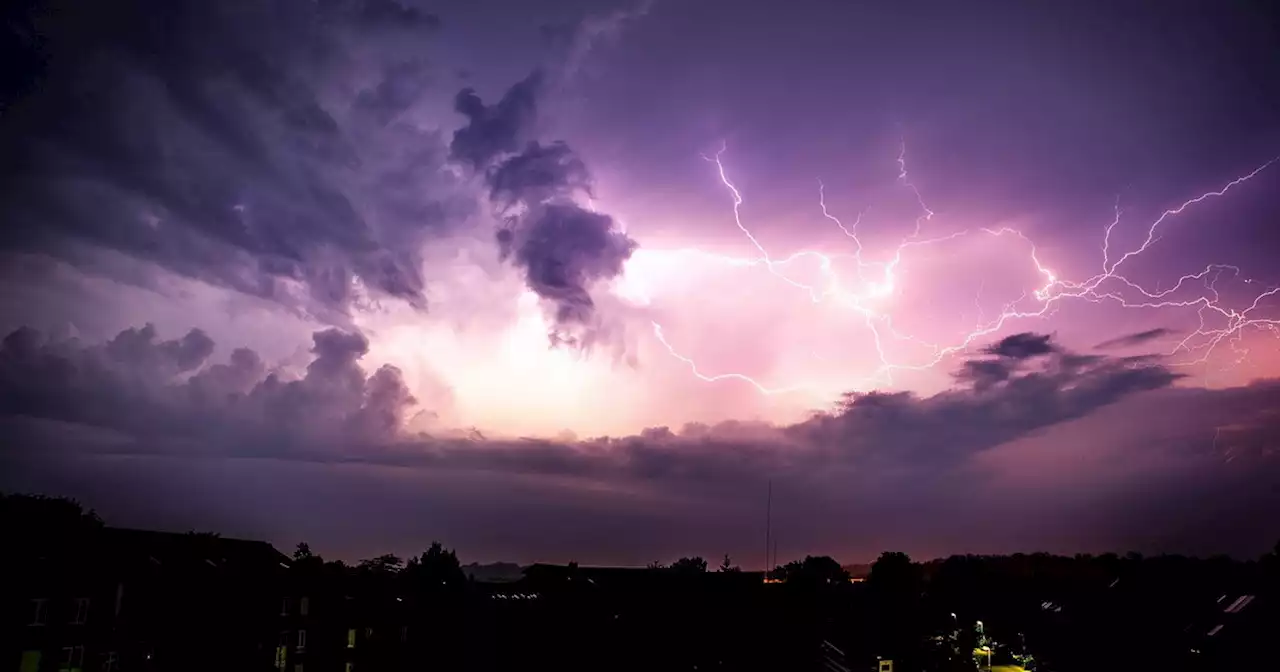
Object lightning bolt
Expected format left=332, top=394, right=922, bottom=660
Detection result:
left=897, top=139, right=935, bottom=238
left=650, top=143, right=1279, bottom=395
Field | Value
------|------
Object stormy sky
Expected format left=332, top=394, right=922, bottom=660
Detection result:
left=2, top=0, right=1279, bottom=566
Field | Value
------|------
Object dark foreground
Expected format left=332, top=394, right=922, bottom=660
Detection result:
left=3, top=494, right=1276, bottom=672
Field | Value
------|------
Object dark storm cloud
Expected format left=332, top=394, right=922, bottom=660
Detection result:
left=1, top=326, right=1176, bottom=478
left=348, top=0, right=440, bottom=27
left=958, top=332, right=1059, bottom=390
left=0, top=323, right=415, bottom=451
left=486, top=142, right=594, bottom=211
left=5, top=323, right=1273, bottom=560
left=955, top=358, right=1014, bottom=392
left=0, top=0, right=461, bottom=316
left=496, top=205, right=638, bottom=329
left=352, top=59, right=435, bottom=127
left=449, top=73, right=638, bottom=342
left=1095, top=328, right=1176, bottom=350
left=791, top=335, right=1182, bottom=469
left=449, top=72, right=545, bottom=170
left=106, top=324, right=215, bottom=376
left=983, top=331, right=1056, bottom=359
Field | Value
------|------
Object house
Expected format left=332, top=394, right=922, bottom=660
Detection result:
left=4, top=527, right=288, bottom=672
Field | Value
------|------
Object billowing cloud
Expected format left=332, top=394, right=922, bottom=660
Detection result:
left=450, top=71, right=638, bottom=343
left=0, top=323, right=416, bottom=452
left=486, top=141, right=594, bottom=210
left=3, top=322, right=1276, bottom=561
left=0, top=0, right=465, bottom=317
left=3, top=322, right=1275, bottom=562
left=450, top=73, right=545, bottom=170
left=0, top=325, right=1188, bottom=485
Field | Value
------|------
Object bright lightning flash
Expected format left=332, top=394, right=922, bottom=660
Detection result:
left=647, top=143, right=1279, bottom=396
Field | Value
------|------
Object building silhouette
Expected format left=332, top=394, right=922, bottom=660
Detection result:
left=5, top=527, right=288, bottom=672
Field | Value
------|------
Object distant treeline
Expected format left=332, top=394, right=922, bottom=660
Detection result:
left=5, top=492, right=1278, bottom=672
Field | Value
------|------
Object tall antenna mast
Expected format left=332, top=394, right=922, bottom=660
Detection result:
left=764, top=480, right=772, bottom=576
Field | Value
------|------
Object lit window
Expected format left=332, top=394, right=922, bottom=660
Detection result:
left=275, top=631, right=289, bottom=670
left=299, top=597, right=310, bottom=616
left=297, top=630, right=307, bottom=652
left=72, top=598, right=90, bottom=625
left=59, top=645, right=84, bottom=672
left=20, top=651, right=42, bottom=672
left=1224, top=595, right=1255, bottom=614
left=400, top=626, right=408, bottom=642
left=29, top=599, right=47, bottom=626
left=280, top=597, right=291, bottom=616
left=346, top=628, right=356, bottom=648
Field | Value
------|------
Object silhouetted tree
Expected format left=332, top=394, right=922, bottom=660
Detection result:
left=1, top=493, right=102, bottom=531
left=869, top=551, right=920, bottom=596
left=0, top=493, right=103, bottom=559
left=647, top=560, right=667, bottom=570
left=779, top=555, right=850, bottom=585
left=1262, top=539, right=1280, bottom=567
left=1262, top=540, right=1280, bottom=589
left=671, top=556, right=708, bottom=573
left=866, top=551, right=926, bottom=666
left=405, top=541, right=464, bottom=585
left=358, top=553, right=404, bottom=575
left=718, top=554, right=740, bottom=572
left=291, top=541, right=326, bottom=573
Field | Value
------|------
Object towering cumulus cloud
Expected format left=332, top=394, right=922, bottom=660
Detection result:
left=0, top=0, right=458, bottom=317
left=450, top=72, right=638, bottom=345
left=0, top=323, right=417, bottom=452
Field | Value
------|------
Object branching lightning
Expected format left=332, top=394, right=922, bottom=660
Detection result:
left=650, top=143, right=1279, bottom=395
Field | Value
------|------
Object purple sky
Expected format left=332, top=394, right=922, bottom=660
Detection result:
left=1, top=0, right=1278, bottom=566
